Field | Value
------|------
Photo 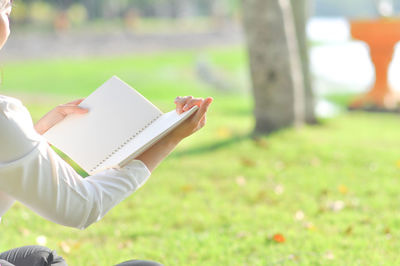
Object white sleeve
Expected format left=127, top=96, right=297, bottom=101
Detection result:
left=0, top=191, right=15, bottom=219
left=0, top=96, right=151, bottom=229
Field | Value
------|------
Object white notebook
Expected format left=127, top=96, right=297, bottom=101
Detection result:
left=44, top=76, right=198, bottom=175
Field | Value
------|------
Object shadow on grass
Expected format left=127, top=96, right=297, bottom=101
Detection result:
left=171, top=120, right=328, bottom=158
left=127, top=230, right=162, bottom=240
left=171, top=133, right=253, bottom=158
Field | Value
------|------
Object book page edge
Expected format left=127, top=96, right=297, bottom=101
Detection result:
left=118, top=106, right=199, bottom=168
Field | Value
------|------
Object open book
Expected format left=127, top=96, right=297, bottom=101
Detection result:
left=44, top=76, right=198, bottom=175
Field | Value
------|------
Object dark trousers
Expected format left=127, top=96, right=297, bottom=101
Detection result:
left=0, top=246, right=163, bottom=266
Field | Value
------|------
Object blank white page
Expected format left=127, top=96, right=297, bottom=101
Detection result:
left=101, top=107, right=198, bottom=170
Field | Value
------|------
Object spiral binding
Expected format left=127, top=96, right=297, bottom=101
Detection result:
left=90, top=113, right=162, bottom=173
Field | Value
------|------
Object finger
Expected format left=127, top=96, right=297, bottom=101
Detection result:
left=193, top=97, right=213, bottom=122
left=175, top=96, right=192, bottom=114
left=182, top=98, right=203, bottom=112
left=198, top=116, right=207, bottom=129
left=58, top=105, right=89, bottom=116
left=66, top=98, right=85, bottom=106
left=174, top=96, right=191, bottom=103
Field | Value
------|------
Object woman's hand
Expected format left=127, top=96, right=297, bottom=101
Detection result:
left=34, top=99, right=88, bottom=135
left=135, top=96, right=213, bottom=172
left=171, top=96, right=213, bottom=140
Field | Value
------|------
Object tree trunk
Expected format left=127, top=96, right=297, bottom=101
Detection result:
left=291, top=0, right=317, bottom=124
left=242, top=0, right=295, bottom=134
left=242, top=0, right=315, bottom=134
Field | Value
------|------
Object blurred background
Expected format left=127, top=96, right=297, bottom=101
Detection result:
left=2, top=0, right=243, bottom=60
left=2, top=0, right=400, bottom=265
left=4, top=0, right=400, bottom=113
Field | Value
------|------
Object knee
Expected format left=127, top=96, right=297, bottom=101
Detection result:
left=21, top=246, right=66, bottom=266
left=115, top=260, right=164, bottom=266
left=0, top=259, right=15, bottom=266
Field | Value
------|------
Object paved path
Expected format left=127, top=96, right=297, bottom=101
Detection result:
left=0, top=27, right=243, bottom=61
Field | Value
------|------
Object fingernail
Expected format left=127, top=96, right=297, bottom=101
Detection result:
left=183, top=104, right=189, bottom=110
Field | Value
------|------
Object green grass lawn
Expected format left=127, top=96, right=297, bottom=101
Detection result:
left=1, top=47, right=400, bottom=265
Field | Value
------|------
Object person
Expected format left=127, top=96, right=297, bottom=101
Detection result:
left=0, top=1, right=213, bottom=265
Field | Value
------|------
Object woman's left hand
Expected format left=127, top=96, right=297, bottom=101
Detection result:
left=135, top=96, right=213, bottom=172
left=34, top=99, right=88, bottom=135
left=171, top=96, right=213, bottom=140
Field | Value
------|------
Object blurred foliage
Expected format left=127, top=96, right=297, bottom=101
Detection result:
left=30, top=1, right=55, bottom=24
left=12, top=0, right=240, bottom=19
left=10, top=0, right=241, bottom=31
left=66, top=3, right=88, bottom=26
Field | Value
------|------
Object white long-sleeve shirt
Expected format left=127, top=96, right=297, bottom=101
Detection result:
left=0, top=95, right=151, bottom=229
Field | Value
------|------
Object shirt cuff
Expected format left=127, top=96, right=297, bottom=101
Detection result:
left=121, top=159, right=151, bottom=188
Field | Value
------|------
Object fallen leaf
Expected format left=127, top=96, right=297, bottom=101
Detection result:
left=253, top=137, right=268, bottom=148
left=272, top=233, right=285, bottom=243
left=181, top=184, right=194, bottom=193
left=294, top=210, right=305, bottom=221
left=366, top=190, right=376, bottom=196
left=325, top=251, right=335, bottom=260
left=18, top=227, right=30, bottom=237
left=288, top=254, right=300, bottom=261
left=303, top=222, right=316, bottom=231
left=236, top=176, right=247, bottom=186
left=240, top=157, right=256, bottom=167
left=59, top=241, right=71, bottom=254
left=58, top=240, right=81, bottom=254
left=338, top=185, right=348, bottom=195
left=344, top=226, right=353, bottom=235
left=255, top=190, right=268, bottom=202
left=319, top=189, right=329, bottom=197
left=217, top=127, right=232, bottom=139
left=274, top=185, right=284, bottom=195
left=359, top=218, right=371, bottom=225
left=328, top=200, right=345, bottom=212
left=317, top=206, right=328, bottom=214
left=71, top=241, right=81, bottom=250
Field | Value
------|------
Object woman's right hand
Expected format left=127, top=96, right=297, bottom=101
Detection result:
left=34, top=99, right=88, bottom=135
